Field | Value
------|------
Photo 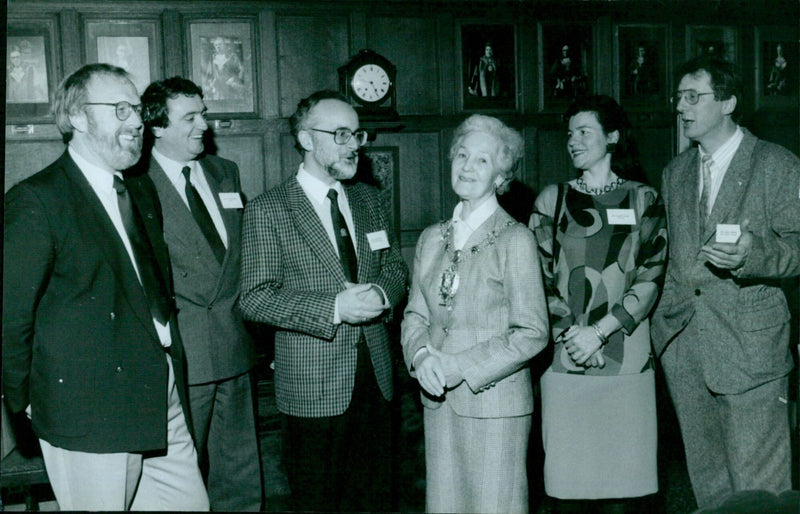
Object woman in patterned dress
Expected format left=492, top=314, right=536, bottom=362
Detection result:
left=402, top=114, right=549, bottom=513
left=529, top=95, right=668, bottom=513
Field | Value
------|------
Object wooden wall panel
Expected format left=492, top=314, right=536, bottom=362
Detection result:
left=535, top=129, right=572, bottom=192
left=367, top=16, right=439, bottom=116
left=636, top=126, right=673, bottom=189
left=213, top=135, right=266, bottom=200
left=5, top=140, right=66, bottom=192
left=276, top=14, right=349, bottom=117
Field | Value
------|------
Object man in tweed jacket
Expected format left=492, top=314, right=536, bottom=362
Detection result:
left=240, top=90, right=408, bottom=511
left=651, top=57, right=800, bottom=509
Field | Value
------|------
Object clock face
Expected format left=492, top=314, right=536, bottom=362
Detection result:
left=351, top=64, right=391, bottom=103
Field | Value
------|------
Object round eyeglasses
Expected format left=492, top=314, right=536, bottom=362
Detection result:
left=671, top=89, right=715, bottom=105
left=310, top=128, right=369, bottom=147
left=83, top=101, right=143, bottom=121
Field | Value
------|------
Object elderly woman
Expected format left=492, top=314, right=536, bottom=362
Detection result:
left=529, top=95, right=667, bottom=513
left=402, top=114, right=549, bottom=513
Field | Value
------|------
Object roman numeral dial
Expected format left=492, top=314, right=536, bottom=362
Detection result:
left=351, top=64, right=391, bottom=103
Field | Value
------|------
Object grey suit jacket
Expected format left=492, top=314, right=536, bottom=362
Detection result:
left=239, top=176, right=408, bottom=418
left=651, top=128, right=800, bottom=394
left=148, top=154, right=255, bottom=385
left=401, top=207, right=549, bottom=417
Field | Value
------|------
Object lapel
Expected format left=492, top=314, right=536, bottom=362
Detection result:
left=61, top=153, right=160, bottom=342
left=344, top=183, right=372, bottom=284
left=673, top=148, right=703, bottom=247
left=285, top=177, right=350, bottom=284
left=701, top=130, right=757, bottom=244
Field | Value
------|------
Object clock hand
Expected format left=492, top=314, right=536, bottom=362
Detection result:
left=369, top=81, right=379, bottom=95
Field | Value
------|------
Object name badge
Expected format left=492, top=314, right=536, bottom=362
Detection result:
left=366, top=230, right=390, bottom=251
left=715, top=224, right=741, bottom=243
left=606, top=209, right=636, bottom=225
left=219, top=192, right=244, bottom=209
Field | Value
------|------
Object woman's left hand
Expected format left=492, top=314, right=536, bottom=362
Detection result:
left=560, top=326, right=603, bottom=366
left=427, top=346, right=464, bottom=388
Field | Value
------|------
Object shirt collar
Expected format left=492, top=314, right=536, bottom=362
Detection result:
left=452, top=195, right=500, bottom=231
left=699, top=126, right=744, bottom=170
left=297, top=163, right=343, bottom=205
left=152, top=146, right=196, bottom=186
left=68, top=145, right=117, bottom=191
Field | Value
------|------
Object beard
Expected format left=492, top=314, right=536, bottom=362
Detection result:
left=325, top=152, right=359, bottom=181
left=86, top=113, right=142, bottom=170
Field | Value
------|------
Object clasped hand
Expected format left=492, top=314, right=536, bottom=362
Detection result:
left=337, top=283, right=388, bottom=324
left=415, top=346, right=463, bottom=397
left=700, top=219, right=752, bottom=271
left=558, top=326, right=605, bottom=368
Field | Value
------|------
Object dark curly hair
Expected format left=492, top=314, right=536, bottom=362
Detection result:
left=141, top=77, right=204, bottom=129
left=564, top=94, right=646, bottom=183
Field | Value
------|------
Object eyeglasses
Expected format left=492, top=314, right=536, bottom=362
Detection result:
left=671, top=90, right=715, bottom=105
left=83, top=101, right=143, bottom=121
left=310, top=128, right=369, bottom=146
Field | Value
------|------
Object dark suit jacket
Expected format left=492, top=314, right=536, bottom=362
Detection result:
left=651, top=128, right=800, bottom=394
left=239, top=176, right=408, bottom=418
left=147, top=154, right=255, bottom=385
left=2, top=151, right=190, bottom=453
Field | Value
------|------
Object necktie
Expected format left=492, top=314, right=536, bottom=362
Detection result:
left=327, top=188, right=358, bottom=282
left=113, top=175, right=171, bottom=325
left=699, top=155, right=714, bottom=232
left=182, top=166, right=226, bottom=264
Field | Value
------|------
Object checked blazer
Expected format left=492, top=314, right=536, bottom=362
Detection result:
left=651, top=128, right=800, bottom=394
left=239, top=175, right=408, bottom=418
left=2, top=151, right=190, bottom=453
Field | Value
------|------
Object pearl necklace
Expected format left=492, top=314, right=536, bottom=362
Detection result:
left=575, top=175, right=626, bottom=195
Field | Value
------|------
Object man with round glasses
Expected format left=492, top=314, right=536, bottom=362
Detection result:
left=3, top=63, right=209, bottom=510
left=652, top=56, right=800, bottom=509
left=240, top=90, right=408, bottom=511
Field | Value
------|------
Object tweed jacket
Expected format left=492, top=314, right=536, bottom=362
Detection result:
left=239, top=175, right=408, bottom=417
left=2, top=151, right=190, bottom=453
left=147, top=154, right=255, bottom=385
left=651, top=128, right=800, bottom=394
left=401, top=207, right=549, bottom=418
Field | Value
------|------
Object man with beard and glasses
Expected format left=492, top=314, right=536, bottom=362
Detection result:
left=140, top=77, right=263, bottom=511
left=240, top=90, right=408, bottom=511
left=3, top=63, right=209, bottom=511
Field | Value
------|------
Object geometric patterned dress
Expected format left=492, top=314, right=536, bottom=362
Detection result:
left=529, top=180, right=668, bottom=499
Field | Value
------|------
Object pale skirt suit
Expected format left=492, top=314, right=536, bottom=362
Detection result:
left=401, top=204, right=549, bottom=513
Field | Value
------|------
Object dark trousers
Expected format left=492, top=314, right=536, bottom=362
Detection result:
left=283, top=341, right=393, bottom=512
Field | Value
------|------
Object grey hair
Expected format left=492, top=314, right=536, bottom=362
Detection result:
left=448, top=114, right=524, bottom=194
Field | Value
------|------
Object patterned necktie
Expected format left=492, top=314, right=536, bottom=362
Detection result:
left=113, top=175, right=171, bottom=324
left=699, top=155, right=714, bottom=233
left=327, top=188, right=358, bottom=282
left=182, top=166, right=226, bottom=264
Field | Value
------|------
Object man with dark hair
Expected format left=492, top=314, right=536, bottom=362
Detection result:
left=240, top=90, right=408, bottom=511
left=3, top=63, right=209, bottom=510
left=140, top=76, right=262, bottom=511
left=652, top=56, right=800, bottom=509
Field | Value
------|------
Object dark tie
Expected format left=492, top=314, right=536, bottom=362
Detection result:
left=113, top=175, right=171, bottom=325
left=327, top=188, right=358, bottom=282
left=182, top=166, right=226, bottom=264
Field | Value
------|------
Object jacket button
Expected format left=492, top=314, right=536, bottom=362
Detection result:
left=109, top=312, right=116, bottom=319
left=694, top=289, right=701, bottom=296
left=443, top=327, right=449, bottom=335
left=115, top=366, right=123, bottom=373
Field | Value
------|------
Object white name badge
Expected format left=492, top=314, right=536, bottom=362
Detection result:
left=606, top=209, right=636, bottom=225
left=366, top=230, right=390, bottom=251
left=219, top=192, right=244, bottom=209
left=715, top=224, right=741, bottom=243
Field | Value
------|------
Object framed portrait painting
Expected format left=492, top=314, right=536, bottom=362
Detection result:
left=615, top=24, right=669, bottom=109
left=358, top=146, right=400, bottom=237
left=686, top=25, right=737, bottom=62
left=188, top=19, right=258, bottom=117
left=755, top=26, right=798, bottom=109
left=458, top=23, right=517, bottom=112
left=538, top=22, right=593, bottom=112
left=84, top=18, right=162, bottom=95
left=7, top=18, right=59, bottom=123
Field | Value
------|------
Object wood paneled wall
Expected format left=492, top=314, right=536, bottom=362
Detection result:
left=6, top=0, right=799, bottom=259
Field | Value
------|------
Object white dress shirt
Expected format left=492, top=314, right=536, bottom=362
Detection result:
left=152, top=147, right=228, bottom=247
left=69, top=146, right=171, bottom=347
left=698, top=126, right=744, bottom=213
left=296, top=163, right=357, bottom=255
left=451, top=195, right=501, bottom=250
